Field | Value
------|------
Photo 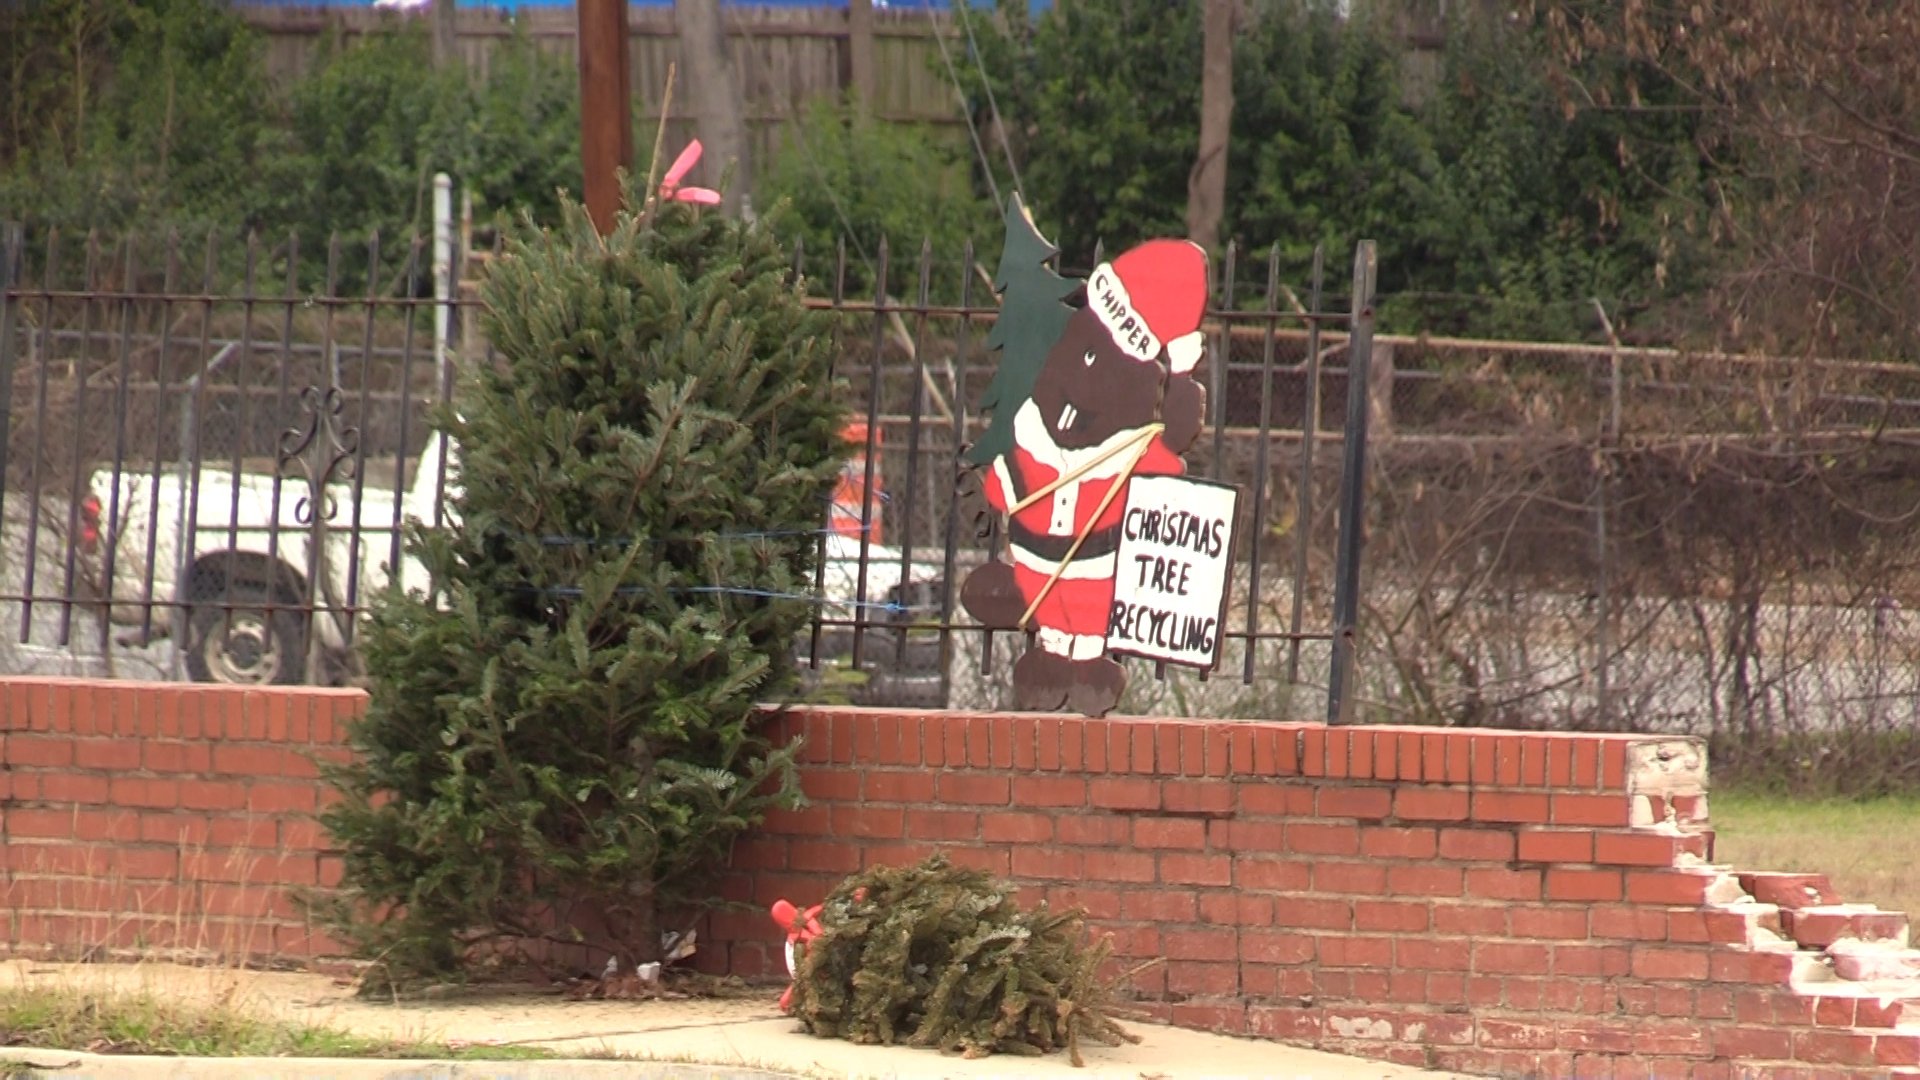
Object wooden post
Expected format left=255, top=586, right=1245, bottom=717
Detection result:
left=579, top=0, right=634, bottom=235
left=677, top=0, right=749, bottom=212
left=1367, top=341, right=1394, bottom=441
left=431, top=0, right=458, bottom=70
left=847, top=0, right=876, bottom=109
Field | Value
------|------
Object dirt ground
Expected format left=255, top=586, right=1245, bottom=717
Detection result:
left=0, top=960, right=1472, bottom=1079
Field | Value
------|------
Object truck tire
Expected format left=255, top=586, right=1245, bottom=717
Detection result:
left=185, top=584, right=308, bottom=685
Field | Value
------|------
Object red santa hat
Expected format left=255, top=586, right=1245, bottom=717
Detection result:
left=1086, top=239, right=1210, bottom=374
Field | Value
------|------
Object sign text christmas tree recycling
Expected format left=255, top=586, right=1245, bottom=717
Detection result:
left=1106, top=475, right=1239, bottom=668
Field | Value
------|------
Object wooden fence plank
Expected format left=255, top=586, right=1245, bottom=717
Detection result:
left=241, top=4, right=964, bottom=128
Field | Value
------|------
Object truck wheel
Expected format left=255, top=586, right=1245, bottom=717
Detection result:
left=185, top=585, right=308, bottom=685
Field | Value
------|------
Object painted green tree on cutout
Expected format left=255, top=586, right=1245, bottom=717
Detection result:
left=964, top=192, right=1081, bottom=466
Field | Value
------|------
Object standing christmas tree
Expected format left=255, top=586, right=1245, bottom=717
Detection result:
left=316, top=180, right=843, bottom=989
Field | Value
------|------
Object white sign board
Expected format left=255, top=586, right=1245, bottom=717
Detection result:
left=1104, top=475, right=1241, bottom=670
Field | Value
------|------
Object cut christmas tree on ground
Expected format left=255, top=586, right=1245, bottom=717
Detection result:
left=782, top=854, right=1148, bottom=1066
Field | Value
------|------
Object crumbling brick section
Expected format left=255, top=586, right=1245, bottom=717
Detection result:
left=715, top=708, right=1920, bottom=1080
left=0, top=676, right=355, bottom=963
left=3, top=678, right=1917, bottom=1079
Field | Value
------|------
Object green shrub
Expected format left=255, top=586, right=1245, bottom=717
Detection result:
left=757, top=98, right=989, bottom=304
left=0, top=0, right=278, bottom=236
left=280, top=24, right=578, bottom=291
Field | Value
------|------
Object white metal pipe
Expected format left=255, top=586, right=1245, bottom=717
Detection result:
left=433, top=172, right=453, bottom=399
left=432, top=172, right=455, bottom=531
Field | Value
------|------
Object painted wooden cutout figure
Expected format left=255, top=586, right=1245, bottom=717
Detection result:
left=962, top=196, right=1209, bottom=717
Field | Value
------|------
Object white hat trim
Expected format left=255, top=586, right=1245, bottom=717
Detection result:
left=1167, top=332, right=1204, bottom=375
left=1087, top=263, right=1161, bottom=362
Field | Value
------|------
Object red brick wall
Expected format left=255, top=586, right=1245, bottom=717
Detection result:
left=715, top=708, right=1920, bottom=1080
left=0, top=677, right=355, bottom=962
left=2, top=679, right=1916, bottom=1078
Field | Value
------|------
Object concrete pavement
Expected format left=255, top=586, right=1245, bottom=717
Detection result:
left=0, top=961, right=1471, bottom=1080
left=0, top=1014, right=1474, bottom=1080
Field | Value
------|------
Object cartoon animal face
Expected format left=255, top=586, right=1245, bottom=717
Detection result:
left=1029, top=307, right=1167, bottom=450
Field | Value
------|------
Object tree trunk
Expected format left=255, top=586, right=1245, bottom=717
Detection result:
left=618, top=879, right=662, bottom=968
left=1186, top=0, right=1235, bottom=255
left=431, top=0, right=459, bottom=71
left=676, top=0, right=750, bottom=213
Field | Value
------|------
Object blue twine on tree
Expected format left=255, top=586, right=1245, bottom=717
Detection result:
left=475, top=486, right=917, bottom=612
left=494, top=491, right=891, bottom=550
left=526, top=521, right=878, bottom=549
left=680, top=586, right=933, bottom=615
left=514, top=583, right=933, bottom=616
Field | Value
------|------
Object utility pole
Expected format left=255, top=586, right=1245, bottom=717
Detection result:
left=579, top=0, right=634, bottom=235
left=677, top=0, right=749, bottom=213
left=1187, top=0, right=1235, bottom=255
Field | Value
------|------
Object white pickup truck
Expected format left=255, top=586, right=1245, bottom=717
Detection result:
left=88, top=433, right=946, bottom=693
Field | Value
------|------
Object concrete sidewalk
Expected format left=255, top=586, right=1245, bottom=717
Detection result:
left=0, top=1015, right=1472, bottom=1080
left=0, top=1057, right=792, bottom=1079
left=503, top=1012, right=1469, bottom=1079
left=0, top=961, right=1470, bottom=1080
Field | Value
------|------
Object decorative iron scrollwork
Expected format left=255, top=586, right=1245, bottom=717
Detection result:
left=277, top=383, right=364, bottom=677
left=277, top=385, right=359, bottom=523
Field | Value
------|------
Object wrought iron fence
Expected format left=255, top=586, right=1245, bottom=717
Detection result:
left=0, top=224, right=458, bottom=688
left=0, top=221, right=1381, bottom=718
left=798, top=236, right=1377, bottom=718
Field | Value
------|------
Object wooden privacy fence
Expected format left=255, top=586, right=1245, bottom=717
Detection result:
left=242, top=4, right=966, bottom=176
left=237, top=2, right=1476, bottom=197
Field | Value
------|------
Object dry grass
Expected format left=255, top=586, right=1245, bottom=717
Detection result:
left=0, top=983, right=550, bottom=1061
left=1710, top=790, right=1920, bottom=918
left=0, top=825, right=317, bottom=971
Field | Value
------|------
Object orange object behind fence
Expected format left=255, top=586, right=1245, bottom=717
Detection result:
left=829, top=422, right=883, bottom=544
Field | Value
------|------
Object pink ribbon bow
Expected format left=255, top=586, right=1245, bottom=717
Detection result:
left=660, top=141, right=722, bottom=205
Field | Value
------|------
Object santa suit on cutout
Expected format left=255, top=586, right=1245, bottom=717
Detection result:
left=981, top=241, right=1209, bottom=662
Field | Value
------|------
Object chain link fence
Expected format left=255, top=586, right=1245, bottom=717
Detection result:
left=1353, top=333, right=1920, bottom=790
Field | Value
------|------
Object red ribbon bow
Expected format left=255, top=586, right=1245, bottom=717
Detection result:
left=769, top=888, right=868, bottom=1013
left=769, top=898, right=824, bottom=1013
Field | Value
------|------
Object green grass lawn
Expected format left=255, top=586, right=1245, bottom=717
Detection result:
left=0, top=986, right=551, bottom=1061
left=1710, top=789, right=1920, bottom=918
